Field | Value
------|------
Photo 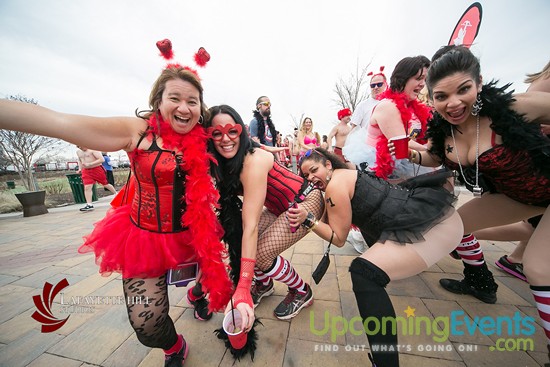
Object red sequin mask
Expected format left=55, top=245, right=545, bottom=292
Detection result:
left=207, top=124, right=242, bottom=141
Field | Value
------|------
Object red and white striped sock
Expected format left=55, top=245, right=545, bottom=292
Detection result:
left=456, top=234, right=485, bottom=266
left=530, top=285, right=550, bottom=344
left=254, top=267, right=271, bottom=286
left=265, top=256, right=306, bottom=293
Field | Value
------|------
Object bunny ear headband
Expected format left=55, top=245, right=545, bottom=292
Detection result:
left=367, top=65, right=386, bottom=78
left=156, top=38, right=211, bottom=79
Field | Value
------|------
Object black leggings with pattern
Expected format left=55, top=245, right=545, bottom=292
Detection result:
left=122, top=275, right=177, bottom=350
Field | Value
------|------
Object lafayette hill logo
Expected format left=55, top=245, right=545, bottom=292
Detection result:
left=31, top=278, right=70, bottom=333
left=32, top=278, right=151, bottom=333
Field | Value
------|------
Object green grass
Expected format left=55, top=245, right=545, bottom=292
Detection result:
left=0, top=169, right=131, bottom=214
left=40, top=178, right=71, bottom=195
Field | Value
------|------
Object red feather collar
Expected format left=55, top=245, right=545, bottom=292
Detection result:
left=149, top=114, right=232, bottom=311
left=374, top=90, right=432, bottom=179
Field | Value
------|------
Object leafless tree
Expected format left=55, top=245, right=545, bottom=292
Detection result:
left=0, top=95, right=66, bottom=191
left=333, top=60, right=372, bottom=111
left=0, top=146, right=11, bottom=171
left=289, top=113, right=305, bottom=130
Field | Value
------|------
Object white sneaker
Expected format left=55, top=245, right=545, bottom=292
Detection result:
left=346, top=229, right=367, bottom=254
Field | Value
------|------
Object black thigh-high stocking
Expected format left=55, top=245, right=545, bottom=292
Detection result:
left=122, top=275, right=178, bottom=350
left=350, top=257, right=399, bottom=367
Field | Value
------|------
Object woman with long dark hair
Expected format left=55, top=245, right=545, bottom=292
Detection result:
left=414, top=45, right=550, bottom=362
left=204, top=105, right=324, bottom=332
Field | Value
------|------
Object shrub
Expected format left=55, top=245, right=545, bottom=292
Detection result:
left=114, top=169, right=131, bottom=186
left=41, top=178, right=70, bottom=195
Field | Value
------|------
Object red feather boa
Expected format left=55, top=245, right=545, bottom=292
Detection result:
left=374, top=90, right=432, bottom=179
left=149, top=114, right=232, bottom=312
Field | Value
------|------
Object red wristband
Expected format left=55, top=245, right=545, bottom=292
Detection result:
left=232, top=257, right=256, bottom=308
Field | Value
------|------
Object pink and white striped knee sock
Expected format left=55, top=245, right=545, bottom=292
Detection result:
left=530, top=285, right=550, bottom=344
left=265, top=256, right=306, bottom=293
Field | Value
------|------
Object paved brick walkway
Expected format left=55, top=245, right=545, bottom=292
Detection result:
left=0, top=193, right=547, bottom=366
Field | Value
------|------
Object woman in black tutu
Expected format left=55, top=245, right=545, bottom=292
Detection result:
left=296, top=148, right=463, bottom=367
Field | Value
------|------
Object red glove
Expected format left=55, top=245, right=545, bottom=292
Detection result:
left=232, top=257, right=255, bottom=308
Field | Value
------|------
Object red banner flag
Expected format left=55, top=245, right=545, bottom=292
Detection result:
left=448, top=2, right=483, bottom=48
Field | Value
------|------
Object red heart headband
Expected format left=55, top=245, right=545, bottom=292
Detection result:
left=156, top=39, right=211, bottom=79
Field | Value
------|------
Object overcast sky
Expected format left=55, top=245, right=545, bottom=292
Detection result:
left=0, top=0, right=548, bottom=159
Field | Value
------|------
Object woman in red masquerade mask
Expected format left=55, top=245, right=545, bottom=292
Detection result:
left=204, top=105, right=324, bottom=356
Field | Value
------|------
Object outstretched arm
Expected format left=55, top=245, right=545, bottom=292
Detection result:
left=512, top=92, right=550, bottom=123
left=0, top=99, right=145, bottom=152
left=388, top=139, right=442, bottom=167
left=289, top=171, right=353, bottom=247
left=310, top=183, right=352, bottom=247
left=230, top=150, right=272, bottom=331
left=240, top=153, right=272, bottom=261
left=260, top=145, right=286, bottom=153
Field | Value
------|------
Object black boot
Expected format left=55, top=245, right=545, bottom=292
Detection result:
left=440, top=263, right=498, bottom=304
left=449, top=249, right=461, bottom=260
left=187, top=283, right=212, bottom=321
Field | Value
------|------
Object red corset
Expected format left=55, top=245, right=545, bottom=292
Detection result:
left=265, top=161, right=305, bottom=216
left=130, top=149, right=187, bottom=232
left=446, top=145, right=550, bottom=206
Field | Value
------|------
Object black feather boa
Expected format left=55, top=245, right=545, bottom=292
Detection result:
left=427, top=81, right=550, bottom=180
left=214, top=318, right=263, bottom=361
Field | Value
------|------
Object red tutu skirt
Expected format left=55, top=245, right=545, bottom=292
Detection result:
left=78, top=205, right=195, bottom=279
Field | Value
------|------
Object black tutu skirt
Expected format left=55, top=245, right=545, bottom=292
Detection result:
left=351, top=169, right=456, bottom=246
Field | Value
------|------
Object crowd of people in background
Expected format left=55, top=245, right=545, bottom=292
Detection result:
left=236, top=52, right=550, bottom=366
left=1, top=41, right=549, bottom=367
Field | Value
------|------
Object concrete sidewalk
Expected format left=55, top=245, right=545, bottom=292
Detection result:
left=0, top=193, right=548, bottom=366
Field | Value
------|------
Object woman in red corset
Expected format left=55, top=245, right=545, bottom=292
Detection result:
left=411, top=45, right=550, bottom=363
left=0, top=64, right=232, bottom=367
left=204, top=105, right=324, bottom=334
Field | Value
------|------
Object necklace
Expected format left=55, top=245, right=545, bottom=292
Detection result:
left=450, top=114, right=482, bottom=197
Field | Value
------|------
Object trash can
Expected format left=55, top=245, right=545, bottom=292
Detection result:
left=66, top=173, right=97, bottom=204
left=6, top=181, right=15, bottom=189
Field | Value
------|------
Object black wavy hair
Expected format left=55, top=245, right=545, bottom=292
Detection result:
left=426, top=45, right=481, bottom=98
left=298, top=147, right=348, bottom=176
left=426, top=45, right=550, bottom=179
left=426, top=81, right=550, bottom=179
left=205, top=105, right=259, bottom=283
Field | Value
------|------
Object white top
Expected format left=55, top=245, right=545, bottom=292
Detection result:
left=350, top=97, right=380, bottom=129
